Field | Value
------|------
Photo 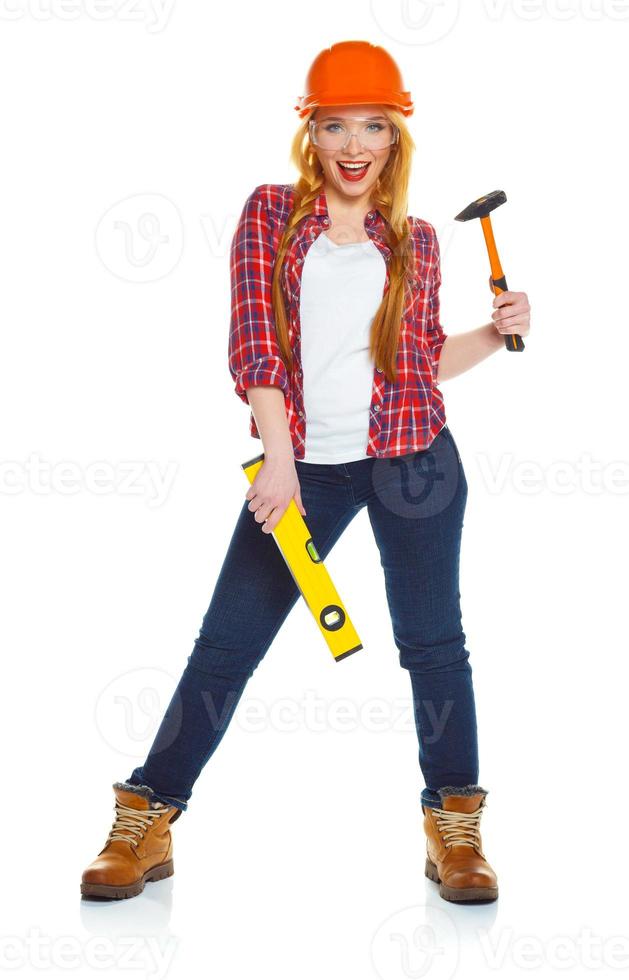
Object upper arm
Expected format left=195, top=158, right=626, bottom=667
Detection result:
left=228, top=185, right=289, bottom=403
left=412, top=217, right=448, bottom=377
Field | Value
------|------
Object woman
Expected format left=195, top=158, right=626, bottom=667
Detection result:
left=81, top=40, right=530, bottom=903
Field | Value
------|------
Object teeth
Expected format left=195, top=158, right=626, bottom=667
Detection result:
left=338, top=161, right=369, bottom=170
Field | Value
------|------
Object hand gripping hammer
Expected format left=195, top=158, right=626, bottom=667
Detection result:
left=454, top=190, right=525, bottom=352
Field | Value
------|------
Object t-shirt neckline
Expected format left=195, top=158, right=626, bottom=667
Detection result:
left=322, top=233, right=373, bottom=248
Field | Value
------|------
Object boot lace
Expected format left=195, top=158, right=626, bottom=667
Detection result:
left=434, top=805, right=484, bottom=849
left=107, top=801, right=170, bottom=847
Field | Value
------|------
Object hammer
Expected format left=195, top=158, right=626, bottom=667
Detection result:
left=454, top=190, right=525, bottom=352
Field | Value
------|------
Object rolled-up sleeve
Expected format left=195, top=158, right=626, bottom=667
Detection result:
left=228, top=185, right=290, bottom=404
left=425, top=224, right=448, bottom=379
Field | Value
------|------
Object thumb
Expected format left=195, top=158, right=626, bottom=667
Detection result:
left=488, top=275, right=496, bottom=295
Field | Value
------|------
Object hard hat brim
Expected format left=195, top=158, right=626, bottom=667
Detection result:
left=295, top=94, right=414, bottom=118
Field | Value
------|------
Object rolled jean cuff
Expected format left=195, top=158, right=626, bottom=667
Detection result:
left=123, top=771, right=189, bottom=812
left=421, top=783, right=488, bottom=809
left=421, top=788, right=442, bottom=809
left=146, top=789, right=188, bottom=812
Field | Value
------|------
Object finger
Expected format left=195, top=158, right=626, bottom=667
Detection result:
left=294, top=487, right=307, bottom=516
left=495, top=315, right=528, bottom=332
left=492, top=291, right=516, bottom=308
left=261, top=506, right=281, bottom=533
left=494, top=310, right=527, bottom=325
left=492, top=303, right=528, bottom=321
left=254, top=502, right=275, bottom=525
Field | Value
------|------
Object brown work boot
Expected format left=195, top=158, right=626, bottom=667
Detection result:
left=81, top=782, right=183, bottom=900
left=422, top=785, right=498, bottom=903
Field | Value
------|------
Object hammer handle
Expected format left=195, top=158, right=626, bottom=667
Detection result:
left=491, top=274, right=525, bottom=352
left=480, top=216, right=525, bottom=352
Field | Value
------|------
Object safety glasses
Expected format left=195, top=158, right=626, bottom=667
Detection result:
left=309, top=116, right=399, bottom=152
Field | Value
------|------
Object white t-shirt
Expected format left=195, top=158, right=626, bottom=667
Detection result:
left=299, top=231, right=387, bottom=464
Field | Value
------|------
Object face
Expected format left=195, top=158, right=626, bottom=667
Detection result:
left=309, top=104, right=395, bottom=202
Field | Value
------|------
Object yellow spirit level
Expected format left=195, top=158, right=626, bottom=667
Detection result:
left=241, top=453, right=363, bottom=663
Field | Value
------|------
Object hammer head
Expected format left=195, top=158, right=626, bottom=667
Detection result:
left=455, top=190, right=507, bottom=222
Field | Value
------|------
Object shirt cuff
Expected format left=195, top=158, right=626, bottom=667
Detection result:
left=234, top=356, right=289, bottom=404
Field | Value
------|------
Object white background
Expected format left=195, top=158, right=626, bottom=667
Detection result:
left=2, top=2, right=628, bottom=978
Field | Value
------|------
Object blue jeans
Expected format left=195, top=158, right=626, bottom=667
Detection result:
left=127, top=423, right=479, bottom=812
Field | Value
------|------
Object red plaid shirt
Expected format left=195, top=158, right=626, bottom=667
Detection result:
left=228, top=183, right=448, bottom=460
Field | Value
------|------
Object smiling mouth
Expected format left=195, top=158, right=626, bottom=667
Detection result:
left=336, top=160, right=371, bottom=180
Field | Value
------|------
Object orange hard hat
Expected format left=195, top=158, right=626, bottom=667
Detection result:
left=294, top=40, right=414, bottom=118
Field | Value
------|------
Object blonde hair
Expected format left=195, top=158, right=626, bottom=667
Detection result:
left=271, top=107, right=417, bottom=384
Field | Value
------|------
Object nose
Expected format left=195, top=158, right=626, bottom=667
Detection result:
left=341, top=131, right=367, bottom=154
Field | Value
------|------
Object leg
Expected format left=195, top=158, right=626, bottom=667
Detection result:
left=127, top=467, right=358, bottom=810
left=366, top=425, right=479, bottom=809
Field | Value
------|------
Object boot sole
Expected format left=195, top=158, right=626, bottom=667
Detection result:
left=81, top=859, right=174, bottom=900
left=425, top=857, right=498, bottom=903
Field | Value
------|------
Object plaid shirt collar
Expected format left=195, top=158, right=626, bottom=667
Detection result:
left=311, top=185, right=387, bottom=231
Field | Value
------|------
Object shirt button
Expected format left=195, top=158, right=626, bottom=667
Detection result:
left=374, top=404, right=381, bottom=413
left=298, top=410, right=304, bottom=417
left=323, top=217, right=330, bottom=226
left=367, top=211, right=374, bottom=219
left=376, top=367, right=383, bottom=373
left=296, top=258, right=302, bottom=265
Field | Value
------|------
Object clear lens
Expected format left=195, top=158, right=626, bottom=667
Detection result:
left=310, top=118, right=398, bottom=151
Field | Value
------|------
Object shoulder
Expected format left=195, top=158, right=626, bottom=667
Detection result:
left=408, top=214, right=438, bottom=247
left=407, top=216, right=442, bottom=289
left=243, top=183, right=296, bottom=227
left=409, top=215, right=441, bottom=263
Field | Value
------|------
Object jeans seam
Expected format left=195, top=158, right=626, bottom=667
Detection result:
left=441, top=424, right=463, bottom=466
left=339, top=465, right=358, bottom=508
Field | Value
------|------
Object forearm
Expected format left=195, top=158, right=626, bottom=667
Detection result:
left=246, top=385, right=294, bottom=460
left=437, top=322, right=503, bottom=383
